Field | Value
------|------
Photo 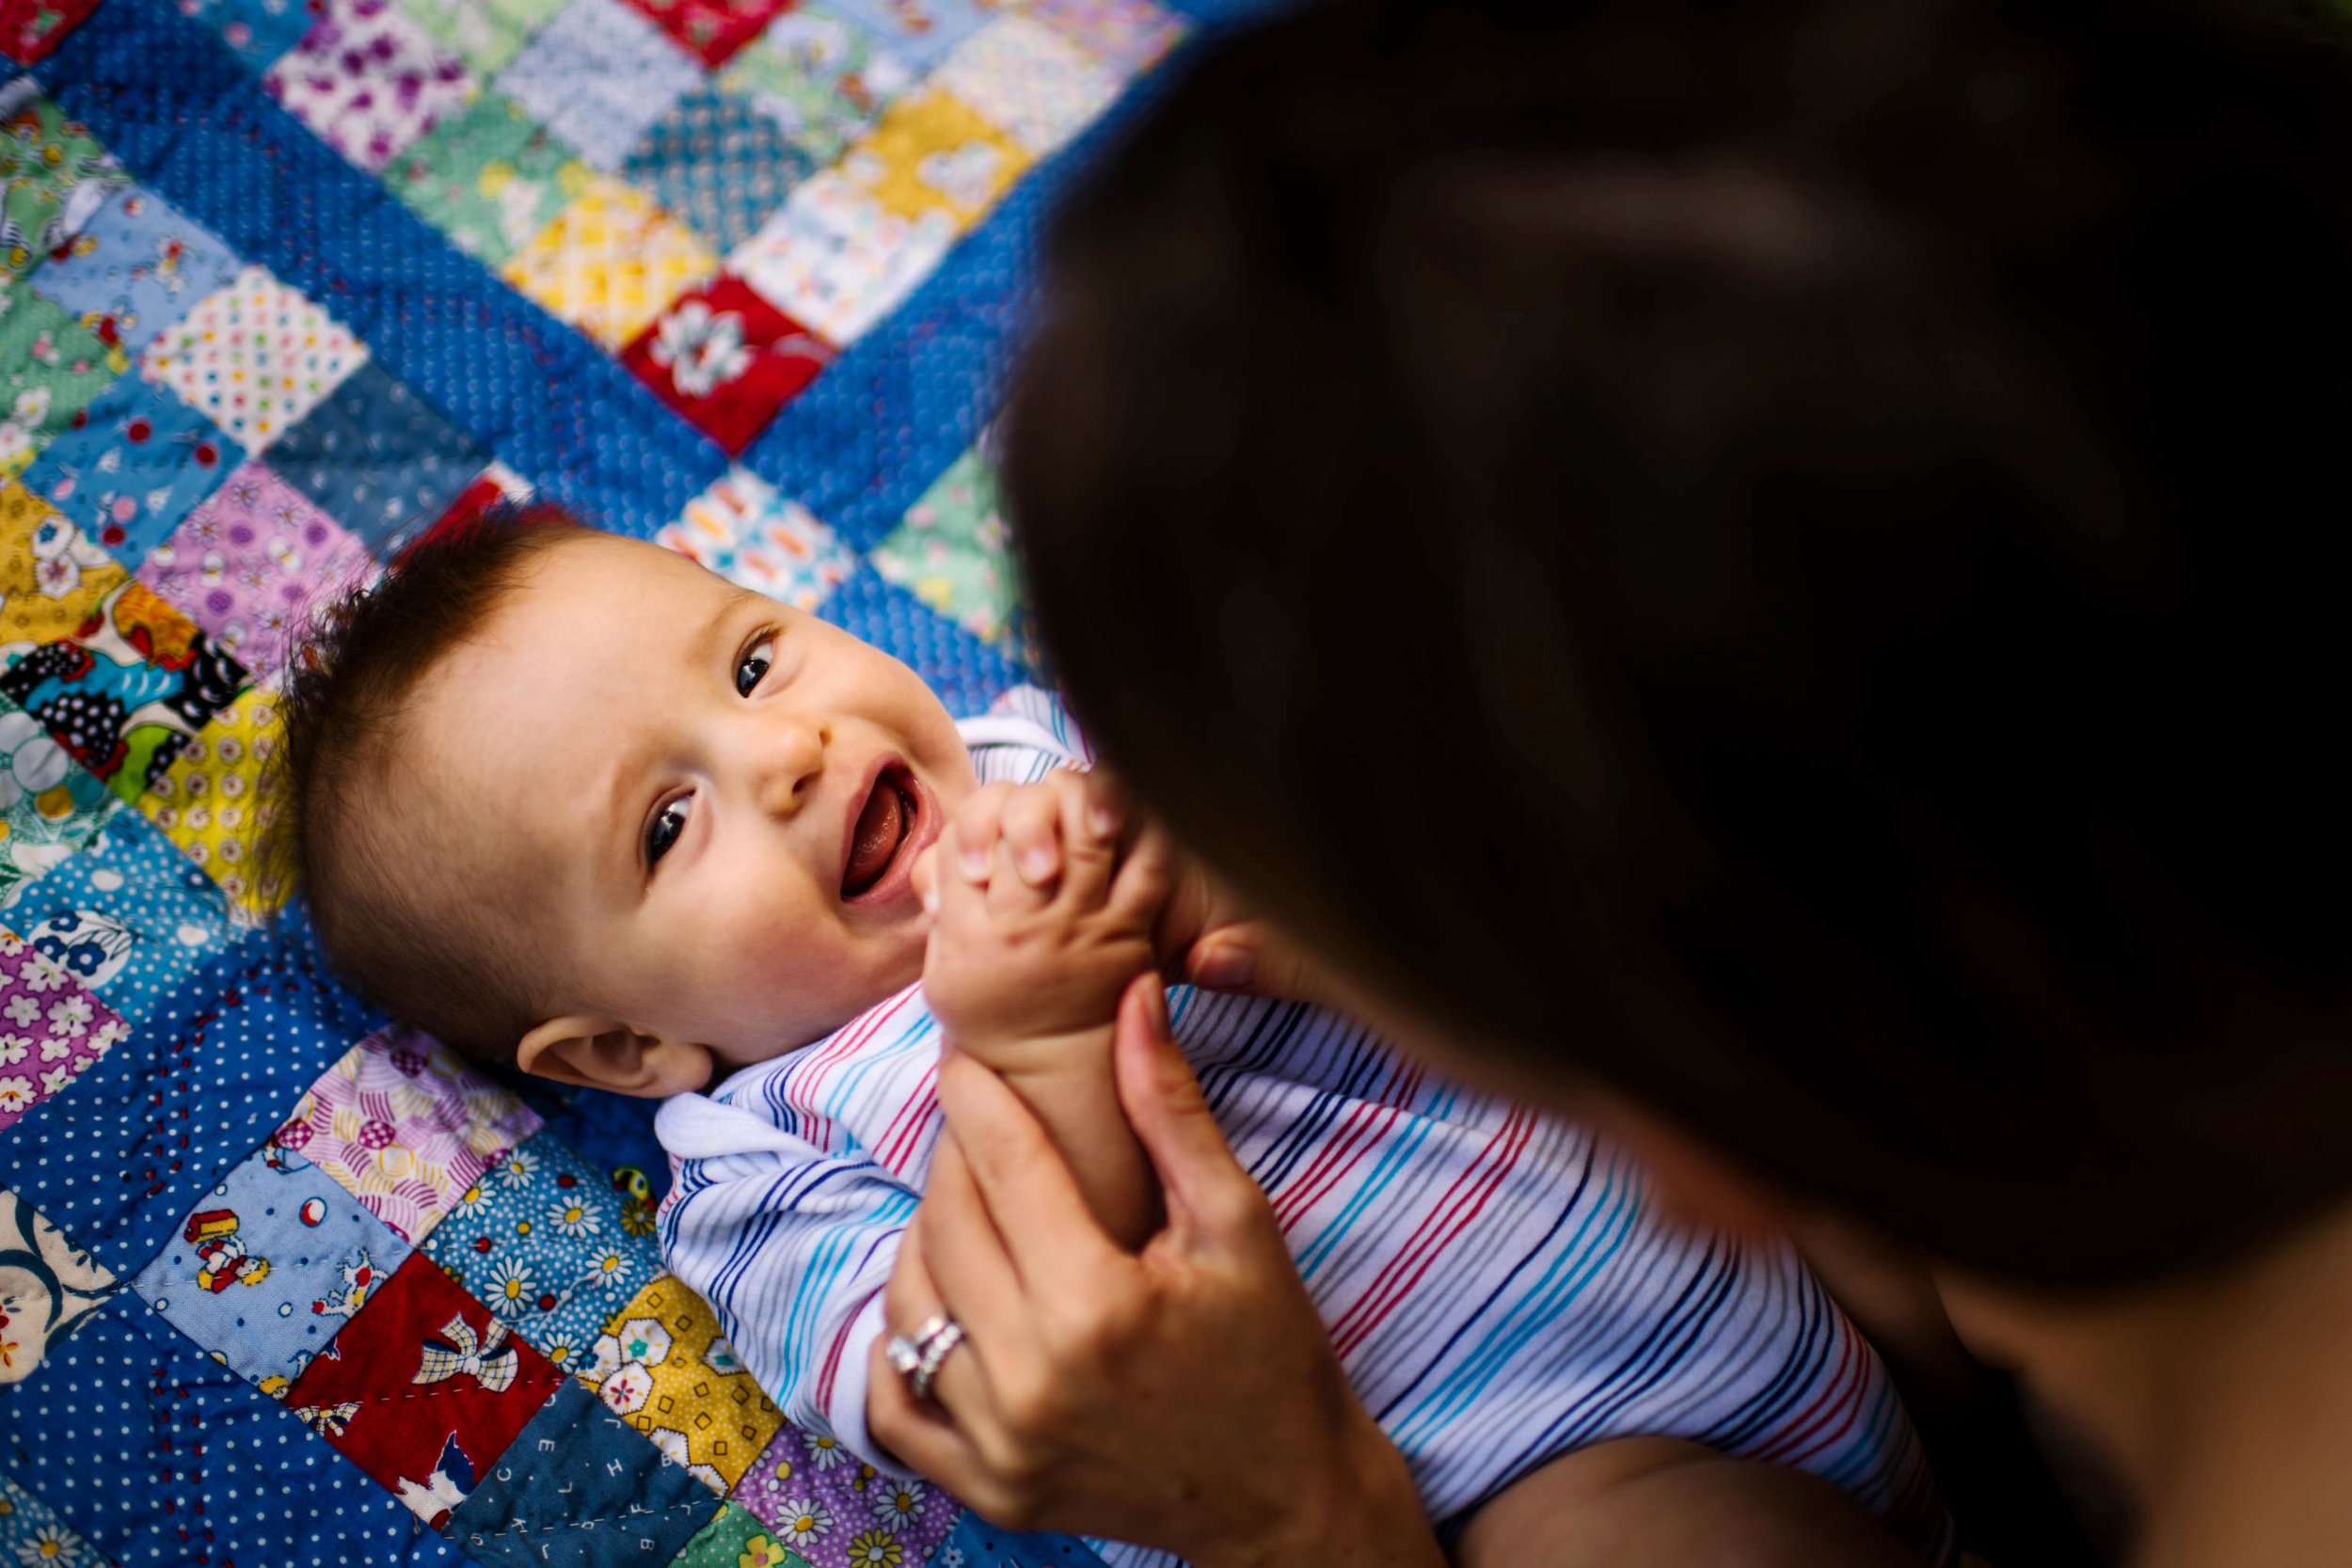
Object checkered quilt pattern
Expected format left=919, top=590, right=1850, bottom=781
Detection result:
left=0, top=0, right=1217, bottom=1559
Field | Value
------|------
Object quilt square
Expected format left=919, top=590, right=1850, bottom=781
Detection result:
left=0, top=82, right=124, bottom=280
left=419, top=1132, right=661, bottom=1376
left=839, top=87, right=1029, bottom=230
left=1, top=477, right=127, bottom=650
left=727, top=169, right=953, bottom=347
left=580, top=1273, right=784, bottom=1493
left=138, top=263, right=372, bottom=455
left=816, top=0, right=989, bottom=74
left=3, top=0, right=102, bottom=64
left=398, top=0, right=569, bottom=76
left=1026, top=0, right=1180, bottom=73
left=262, top=360, right=486, bottom=556
left=719, top=6, right=913, bottom=170
left=868, top=446, right=1017, bottom=643
left=285, top=1248, right=567, bottom=1528
left=0, top=693, right=118, bottom=904
left=136, top=460, right=376, bottom=679
left=129, top=1132, right=415, bottom=1394
left=500, top=174, right=720, bottom=351
left=673, top=1501, right=808, bottom=1568
left=177, top=0, right=316, bottom=71
left=137, top=686, right=294, bottom=916
left=492, top=0, right=705, bottom=172
left=386, top=90, right=587, bottom=266
left=0, top=806, right=233, bottom=1027
left=929, top=14, right=1125, bottom=158
left=262, top=0, right=478, bottom=175
left=622, top=277, right=831, bottom=454
left=732, top=1422, right=960, bottom=1568
left=0, top=929, right=130, bottom=1130
left=0, top=287, right=127, bottom=483
left=622, top=0, right=787, bottom=69
left=622, top=87, right=812, bottom=256
left=427, top=457, right=534, bottom=535
left=20, top=373, right=240, bottom=563
left=447, top=1376, right=723, bottom=1566
left=0, top=1184, right=119, bottom=1386
left=26, top=184, right=245, bottom=359
left=658, top=467, right=853, bottom=609
left=274, top=1025, right=544, bottom=1245
left=0, top=578, right=250, bottom=806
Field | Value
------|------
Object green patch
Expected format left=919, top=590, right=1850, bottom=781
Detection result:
left=668, top=1501, right=812, bottom=1568
left=396, top=0, right=567, bottom=76
left=384, top=91, right=586, bottom=265
left=0, top=289, right=126, bottom=481
left=870, top=446, right=1022, bottom=644
left=0, top=87, right=124, bottom=281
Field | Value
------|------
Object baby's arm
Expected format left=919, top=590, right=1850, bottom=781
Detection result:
left=923, top=770, right=1169, bottom=1250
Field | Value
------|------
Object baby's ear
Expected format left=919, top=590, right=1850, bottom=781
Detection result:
left=516, top=1016, right=713, bottom=1099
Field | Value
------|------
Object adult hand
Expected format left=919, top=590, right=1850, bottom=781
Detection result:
left=868, top=975, right=1445, bottom=1568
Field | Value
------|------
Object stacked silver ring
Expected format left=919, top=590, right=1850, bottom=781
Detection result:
left=883, top=1314, right=966, bottom=1402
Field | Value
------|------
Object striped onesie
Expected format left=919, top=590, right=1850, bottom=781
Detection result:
left=657, top=689, right=1951, bottom=1565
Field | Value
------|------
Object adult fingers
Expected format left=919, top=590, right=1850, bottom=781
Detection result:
left=1110, top=974, right=1272, bottom=1250
left=866, top=1332, right=1000, bottom=1502
left=1108, top=821, right=1178, bottom=930
left=908, top=1133, right=1032, bottom=1382
left=1184, top=919, right=1328, bottom=1007
left=934, top=1050, right=1127, bottom=1286
left=949, top=780, right=1016, bottom=885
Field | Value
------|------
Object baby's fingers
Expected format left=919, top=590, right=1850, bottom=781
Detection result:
left=999, top=778, right=1070, bottom=889
left=950, top=781, right=1016, bottom=885
left=1109, top=822, right=1179, bottom=929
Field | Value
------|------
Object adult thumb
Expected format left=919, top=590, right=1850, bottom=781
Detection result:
left=1112, top=973, right=1254, bottom=1238
left=1184, top=921, right=1326, bottom=1007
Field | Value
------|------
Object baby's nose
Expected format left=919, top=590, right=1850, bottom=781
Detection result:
left=751, top=717, right=829, bottom=816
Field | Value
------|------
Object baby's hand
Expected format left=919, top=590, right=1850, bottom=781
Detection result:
left=920, top=770, right=1173, bottom=1073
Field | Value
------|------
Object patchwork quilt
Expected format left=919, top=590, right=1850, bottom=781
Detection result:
left=0, top=0, right=1210, bottom=1559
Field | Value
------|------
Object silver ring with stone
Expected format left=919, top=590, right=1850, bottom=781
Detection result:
left=883, top=1314, right=965, bottom=1402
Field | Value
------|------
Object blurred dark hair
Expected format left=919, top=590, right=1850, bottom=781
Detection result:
left=269, top=502, right=582, bottom=1059
left=1007, top=0, right=2352, bottom=1287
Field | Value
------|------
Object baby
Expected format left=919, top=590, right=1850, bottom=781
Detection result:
left=281, top=512, right=1950, bottom=1568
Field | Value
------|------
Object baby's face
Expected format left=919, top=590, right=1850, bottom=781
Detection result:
left=412, top=531, right=976, bottom=1067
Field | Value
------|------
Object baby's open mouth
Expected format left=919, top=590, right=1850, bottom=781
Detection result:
left=842, top=765, right=918, bottom=900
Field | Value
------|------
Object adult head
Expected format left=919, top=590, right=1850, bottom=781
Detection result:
left=1008, top=0, right=2352, bottom=1295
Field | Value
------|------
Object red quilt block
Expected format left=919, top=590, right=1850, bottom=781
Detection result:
left=622, top=276, right=833, bottom=455
left=283, top=1249, right=565, bottom=1528
left=621, top=0, right=789, bottom=68
left=1, top=0, right=101, bottom=63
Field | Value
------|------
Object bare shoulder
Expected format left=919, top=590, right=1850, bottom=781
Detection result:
left=1450, top=1437, right=1920, bottom=1568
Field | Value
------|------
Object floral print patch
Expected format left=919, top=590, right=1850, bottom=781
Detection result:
left=718, top=6, right=912, bottom=170
left=837, top=87, right=1029, bottom=230
left=135, top=459, right=375, bottom=679
left=418, top=1132, right=662, bottom=1377
left=1, top=477, right=128, bottom=652
left=385, top=91, right=586, bottom=266
left=580, top=1273, right=783, bottom=1493
left=0, top=285, right=129, bottom=482
left=727, top=169, right=954, bottom=348
left=0, top=81, right=123, bottom=279
left=274, top=1026, right=544, bottom=1245
left=262, top=0, right=476, bottom=174
left=138, top=263, right=370, bottom=454
left=929, top=15, right=1125, bottom=158
left=731, top=1420, right=958, bottom=1568
left=0, top=577, right=248, bottom=806
left=0, top=691, right=119, bottom=901
left=491, top=0, right=703, bottom=171
left=659, top=467, right=854, bottom=609
left=1025, top=0, right=1181, bottom=73
left=0, top=926, right=131, bottom=1132
left=622, top=277, right=832, bottom=454
left=868, top=446, right=1017, bottom=643
left=499, top=174, right=720, bottom=352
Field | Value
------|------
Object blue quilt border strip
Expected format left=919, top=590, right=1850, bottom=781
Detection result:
left=32, top=0, right=1200, bottom=555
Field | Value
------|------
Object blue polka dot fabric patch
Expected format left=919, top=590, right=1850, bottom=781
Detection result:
left=0, top=1298, right=467, bottom=1568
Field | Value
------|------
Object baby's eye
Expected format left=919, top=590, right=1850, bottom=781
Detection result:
left=736, top=635, right=775, bottom=697
left=645, top=796, right=691, bottom=867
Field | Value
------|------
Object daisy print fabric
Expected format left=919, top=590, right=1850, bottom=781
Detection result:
left=0, top=928, right=130, bottom=1132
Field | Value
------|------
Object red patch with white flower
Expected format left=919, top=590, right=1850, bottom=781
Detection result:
left=620, top=277, right=834, bottom=456
left=617, top=0, right=789, bottom=68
